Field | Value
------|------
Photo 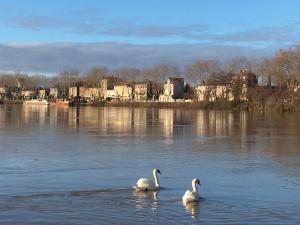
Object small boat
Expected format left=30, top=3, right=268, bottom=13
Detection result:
left=49, top=99, right=71, bottom=106
left=23, top=99, right=50, bottom=105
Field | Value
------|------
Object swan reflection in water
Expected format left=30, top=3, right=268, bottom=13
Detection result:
left=132, top=190, right=159, bottom=213
left=133, top=190, right=159, bottom=200
left=183, top=201, right=200, bottom=219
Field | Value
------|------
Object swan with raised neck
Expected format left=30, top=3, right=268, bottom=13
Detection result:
left=133, top=168, right=161, bottom=191
left=192, top=178, right=199, bottom=192
left=182, top=178, right=201, bottom=203
left=153, top=168, right=160, bottom=187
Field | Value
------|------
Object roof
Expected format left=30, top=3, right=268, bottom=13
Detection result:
left=168, top=78, right=184, bottom=83
left=202, top=72, right=234, bottom=85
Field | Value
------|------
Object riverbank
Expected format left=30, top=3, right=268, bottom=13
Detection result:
left=2, top=99, right=300, bottom=113
left=103, top=101, right=232, bottom=109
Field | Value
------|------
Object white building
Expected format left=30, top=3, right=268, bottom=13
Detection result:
left=159, top=78, right=184, bottom=102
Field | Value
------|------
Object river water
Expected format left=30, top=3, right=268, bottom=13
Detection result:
left=0, top=104, right=300, bottom=224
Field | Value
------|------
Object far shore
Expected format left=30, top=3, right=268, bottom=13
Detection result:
left=1, top=99, right=300, bottom=113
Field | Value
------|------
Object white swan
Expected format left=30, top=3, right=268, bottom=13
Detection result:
left=133, top=168, right=161, bottom=191
left=182, top=178, right=201, bottom=203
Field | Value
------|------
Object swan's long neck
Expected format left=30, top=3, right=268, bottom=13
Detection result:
left=153, top=171, right=160, bottom=187
left=192, top=180, right=198, bottom=192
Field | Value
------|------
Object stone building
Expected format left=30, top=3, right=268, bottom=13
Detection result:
left=159, top=78, right=184, bottom=102
left=69, top=87, right=79, bottom=98
left=100, top=78, right=117, bottom=99
left=232, top=69, right=258, bottom=101
left=79, top=87, right=101, bottom=100
left=0, top=87, right=7, bottom=98
left=233, top=69, right=258, bottom=87
left=106, top=90, right=115, bottom=99
left=134, top=81, right=152, bottom=101
left=49, top=88, right=58, bottom=99
left=21, top=90, right=35, bottom=98
left=196, top=85, right=234, bottom=101
left=196, top=69, right=258, bottom=102
left=38, top=89, right=46, bottom=99
left=114, top=84, right=133, bottom=101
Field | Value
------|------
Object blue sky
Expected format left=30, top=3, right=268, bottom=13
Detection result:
left=0, top=0, right=300, bottom=72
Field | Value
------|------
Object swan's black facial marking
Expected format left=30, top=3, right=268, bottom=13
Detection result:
left=196, top=179, right=201, bottom=185
left=157, top=169, right=161, bottom=174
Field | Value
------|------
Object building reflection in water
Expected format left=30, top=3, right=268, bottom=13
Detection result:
left=1, top=105, right=300, bottom=154
left=239, top=111, right=248, bottom=150
left=23, top=105, right=48, bottom=127
left=0, top=105, right=251, bottom=138
left=196, top=110, right=235, bottom=137
left=133, top=108, right=147, bottom=135
left=1, top=104, right=300, bottom=177
left=159, top=108, right=174, bottom=138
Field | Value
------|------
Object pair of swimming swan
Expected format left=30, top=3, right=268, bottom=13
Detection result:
left=133, top=168, right=201, bottom=203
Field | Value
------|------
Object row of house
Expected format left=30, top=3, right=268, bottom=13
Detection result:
left=21, top=88, right=59, bottom=99
left=68, top=79, right=153, bottom=101
left=67, top=78, right=185, bottom=102
left=0, top=70, right=259, bottom=103
left=0, top=87, right=59, bottom=100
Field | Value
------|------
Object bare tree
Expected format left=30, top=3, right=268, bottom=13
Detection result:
left=185, top=60, right=221, bottom=86
left=52, top=69, right=80, bottom=98
left=14, top=72, right=38, bottom=90
left=57, top=69, right=80, bottom=87
left=154, top=64, right=179, bottom=82
left=226, top=56, right=250, bottom=73
left=271, top=48, right=300, bottom=88
left=141, top=68, right=156, bottom=82
left=0, top=73, right=16, bottom=87
left=83, top=67, right=108, bottom=87
left=31, top=74, right=51, bottom=88
left=114, top=67, right=140, bottom=82
left=254, top=58, right=274, bottom=86
left=141, top=64, right=179, bottom=83
left=140, top=65, right=178, bottom=98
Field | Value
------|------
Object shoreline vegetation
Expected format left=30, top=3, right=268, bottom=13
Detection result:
left=1, top=99, right=299, bottom=113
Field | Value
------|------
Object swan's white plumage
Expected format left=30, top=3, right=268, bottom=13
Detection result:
left=133, top=169, right=161, bottom=191
left=182, top=190, right=199, bottom=203
left=182, top=178, right=200, bottom=203
left=134, top=178, right=156, bottom=191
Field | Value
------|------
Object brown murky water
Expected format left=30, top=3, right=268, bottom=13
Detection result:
left=0, top=105, right=300, bottom=224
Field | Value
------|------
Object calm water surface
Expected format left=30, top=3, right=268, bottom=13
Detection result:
left=0, top=104, right=300, bottom=224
